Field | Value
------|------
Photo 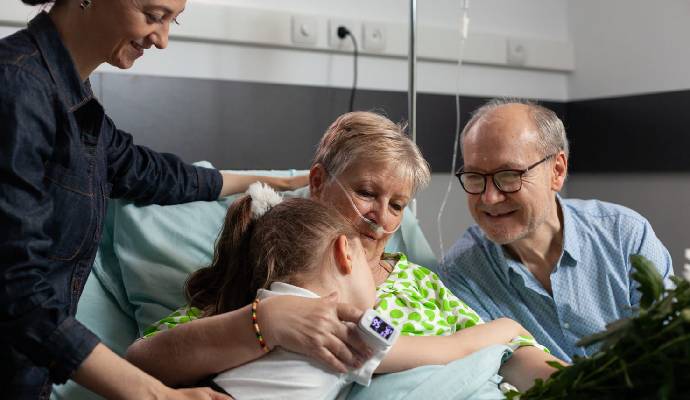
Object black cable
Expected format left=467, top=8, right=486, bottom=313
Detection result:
left=337, top=26, right=358, bottom=112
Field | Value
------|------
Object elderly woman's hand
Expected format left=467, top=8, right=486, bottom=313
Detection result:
left=257, top=293, right=373, bottom=372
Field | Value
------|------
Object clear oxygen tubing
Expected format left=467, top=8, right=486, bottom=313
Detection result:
left=328, top=173, right=402, bottom=237
left=436, top=0, right=470, bottom=262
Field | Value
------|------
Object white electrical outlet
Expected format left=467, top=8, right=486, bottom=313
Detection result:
left=291, top=15, right=318, bottom=46
left=329, top=19, right=356, bottom=50
left=506, top=39, right=528, bottom=66
left=362, top=23, right=386, bottom=52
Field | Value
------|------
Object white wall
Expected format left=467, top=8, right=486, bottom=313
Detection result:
left=0, top=0, right=571, bottom=100
left=147, top=0, right=571, bottom=100
left=567, top=0, right=690, bottom=100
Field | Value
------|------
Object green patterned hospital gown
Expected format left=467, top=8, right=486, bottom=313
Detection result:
left=374, top=253, right=547, bottom=352
left=144, top=253, right=547, bottom=353
left=375, top=253, right=483, bottom=336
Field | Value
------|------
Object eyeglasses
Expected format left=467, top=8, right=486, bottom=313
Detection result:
left=456, top=154, right=556, bottom=195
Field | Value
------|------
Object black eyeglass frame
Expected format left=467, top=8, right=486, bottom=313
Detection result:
left=455, top=153, right=557, bottom=195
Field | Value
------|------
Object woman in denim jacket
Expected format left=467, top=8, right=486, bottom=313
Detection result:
left=0, top=1, right=358, bottom=399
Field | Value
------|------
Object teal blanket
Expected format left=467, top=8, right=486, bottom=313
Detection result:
left=347, top=345, right=511, bottom=400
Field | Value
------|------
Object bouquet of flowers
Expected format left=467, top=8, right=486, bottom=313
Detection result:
left=508, top=255, right=690, bottom=400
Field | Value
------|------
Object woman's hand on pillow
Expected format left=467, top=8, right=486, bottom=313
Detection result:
left=258, top=293, right=373, bottom=373
left=265, top=174, right=309, bottom=191
left=218, top=172, right=308, bottom=197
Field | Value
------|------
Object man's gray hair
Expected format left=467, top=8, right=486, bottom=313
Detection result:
left=460, top=98, right=570, bottom=159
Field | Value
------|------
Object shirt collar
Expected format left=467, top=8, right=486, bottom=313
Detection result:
left=495, top=244, right=514, bottom=283
left=259, top=282, right=320, bottom=299
left=28, top=12, right=94, bottom=110
left=558, top=194, right=581, bottom=264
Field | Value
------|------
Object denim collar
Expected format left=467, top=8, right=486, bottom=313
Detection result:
left=494, top=194, right=580, bottom=282
left=27, top=12, right=94, bottom=111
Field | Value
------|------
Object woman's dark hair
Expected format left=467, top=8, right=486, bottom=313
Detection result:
left=185, top=196, right=358, bottom=316
left=21, top=0, right=55, bottom=5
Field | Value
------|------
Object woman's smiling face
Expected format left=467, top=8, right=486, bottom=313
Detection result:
left=91, top=0, right=185, bottom=69
left=312, top=161, right=412, bottom=264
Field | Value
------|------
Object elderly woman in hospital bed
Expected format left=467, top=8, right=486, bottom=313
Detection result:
left=118, top=111, right=563, bottom=394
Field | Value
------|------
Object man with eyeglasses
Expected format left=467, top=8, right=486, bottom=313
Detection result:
left=436, top=99, right=673, bottom=363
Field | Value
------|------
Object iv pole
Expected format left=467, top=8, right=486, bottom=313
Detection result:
left=408, top=0, right=417, bottom=146
left=408, top=0, right=418, bottom=216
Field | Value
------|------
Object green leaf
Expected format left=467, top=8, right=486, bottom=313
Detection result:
left=504, top=390, right=522, bottom=400
left=518, top=255, right=690, bottom=399
left=630, top=254, right=665, bottom=309
left=546, top=360, right=567, bottom=371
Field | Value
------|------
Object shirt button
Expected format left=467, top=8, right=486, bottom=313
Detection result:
left=563, top=322, right=570, bottom=329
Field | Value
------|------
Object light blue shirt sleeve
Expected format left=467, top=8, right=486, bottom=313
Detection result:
left=625, top=214, right=674, bottom=307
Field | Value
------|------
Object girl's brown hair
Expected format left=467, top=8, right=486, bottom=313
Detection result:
left=185, top=196, right=358, bottom=316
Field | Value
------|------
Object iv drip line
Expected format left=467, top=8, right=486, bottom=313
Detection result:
left=436, top=0, right=470, bottom=262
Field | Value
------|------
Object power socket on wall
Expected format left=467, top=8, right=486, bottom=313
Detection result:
left=506, top=39, right=528, bottom=66
left=329, top=19, right=356, bottom=50
left=291, top=15, right=318, bottom=46
left=362, top=22, right=386, bottom=52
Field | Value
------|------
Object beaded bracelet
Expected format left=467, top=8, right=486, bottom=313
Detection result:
left=251, top=298, right=270, bottom=353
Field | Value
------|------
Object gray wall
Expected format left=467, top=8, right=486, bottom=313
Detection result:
left=415, top=174, right=472, bottom=262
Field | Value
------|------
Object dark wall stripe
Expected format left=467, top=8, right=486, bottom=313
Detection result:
left=566, top=90, right=690, bottom=172
left=415, top=94, right=566, bottom=173
left=98, top=73, right=681, bottom=173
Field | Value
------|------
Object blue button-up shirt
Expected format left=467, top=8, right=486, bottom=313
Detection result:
left=437, top=196, right=673, bottom=362
left=0, top=12, right=222, bottom=397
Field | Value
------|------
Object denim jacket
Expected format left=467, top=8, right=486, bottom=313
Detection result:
left=0, top=12, right=222, bottom=398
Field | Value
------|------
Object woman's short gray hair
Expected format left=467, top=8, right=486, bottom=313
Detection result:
left=312, top=111, right=431, bottom=194
left=460, top=98, right=570, bottom=159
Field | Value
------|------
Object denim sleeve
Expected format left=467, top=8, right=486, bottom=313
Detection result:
left=103, top=115, right=222, bottom=205
left=627, top=216, right=675, bottom=307
left=0, top=69, right=100, bottom=383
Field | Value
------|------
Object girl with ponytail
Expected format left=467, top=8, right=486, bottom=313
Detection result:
left=184, top=183, right=380, bottom=399
left=186, top=183, right=376, bottom=317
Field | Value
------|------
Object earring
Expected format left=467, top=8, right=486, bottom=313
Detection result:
left=80, top=0, right=92, bottom=10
